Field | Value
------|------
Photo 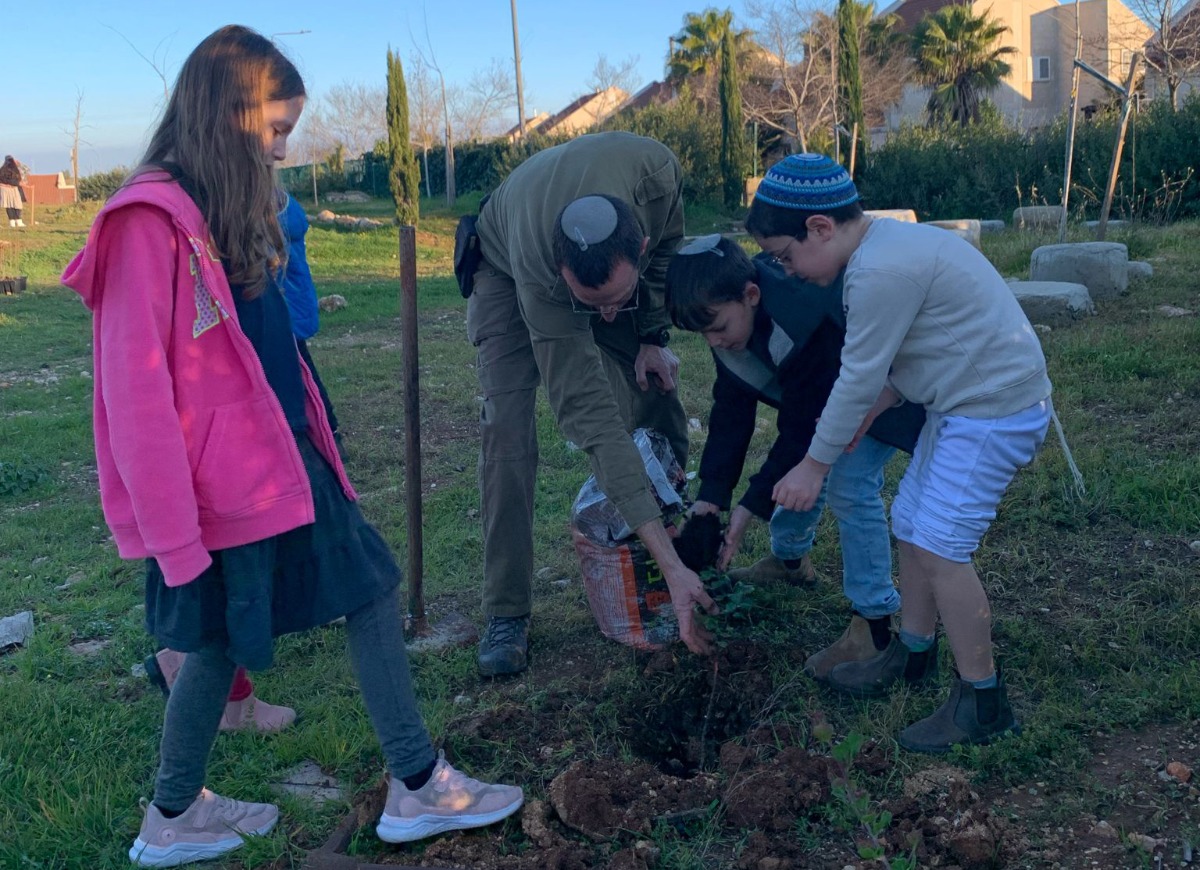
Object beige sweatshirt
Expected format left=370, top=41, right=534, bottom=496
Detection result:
left=808, top=218, right=1051, bottom=465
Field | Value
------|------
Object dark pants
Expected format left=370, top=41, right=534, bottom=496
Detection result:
left=466, top=257, right=688, bottom=619
left=153, top=586, right=435, bottom=811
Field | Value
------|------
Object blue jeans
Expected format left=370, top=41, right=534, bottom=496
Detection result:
left=769, top=435, right=899, bottom=619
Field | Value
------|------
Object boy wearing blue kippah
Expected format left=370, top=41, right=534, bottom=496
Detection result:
left=746, top=154, right=1052, bottom=754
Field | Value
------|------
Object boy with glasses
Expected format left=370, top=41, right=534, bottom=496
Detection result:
left=746, top=154, right=1053, bottom=753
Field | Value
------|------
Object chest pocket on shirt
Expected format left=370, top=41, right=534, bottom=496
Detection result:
left=634, top=160, right=677, bottom=206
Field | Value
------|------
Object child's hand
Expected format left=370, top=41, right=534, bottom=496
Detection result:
left=717, top=505, right=754, bottom=571
left=690, top=500, right=721, bottom=516
left=773, top=456, right=830, bottom=512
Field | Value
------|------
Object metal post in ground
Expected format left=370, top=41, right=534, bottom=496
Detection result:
left=397, top=225, right=478, bottom=651
left=399, top=225, right=427, bottom=636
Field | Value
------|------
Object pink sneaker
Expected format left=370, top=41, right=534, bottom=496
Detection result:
left=219, top=694, right=297, bottom=733
left=128, top=788, right=278, bottom=867
left=376, top=752, right=523, bottom=843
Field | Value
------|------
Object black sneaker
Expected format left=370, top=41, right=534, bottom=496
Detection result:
left=477, top=615, right=530, bottom=677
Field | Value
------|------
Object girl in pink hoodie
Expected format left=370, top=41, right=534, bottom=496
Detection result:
left=63, top=25, right=522, bottom=868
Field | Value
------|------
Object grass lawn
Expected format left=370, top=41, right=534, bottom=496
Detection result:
left=0, top=197, right=1198, bottom=869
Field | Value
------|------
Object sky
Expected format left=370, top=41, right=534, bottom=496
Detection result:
left=9, top=0, right=750, bottom=176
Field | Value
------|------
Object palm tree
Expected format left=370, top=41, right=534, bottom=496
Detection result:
left=667, top=8, right=753, bottom=86
left=910, top=3, right=1016, bottom=126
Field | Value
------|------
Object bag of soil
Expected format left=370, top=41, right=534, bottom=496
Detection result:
left=571, top=429, right=686, bottom=649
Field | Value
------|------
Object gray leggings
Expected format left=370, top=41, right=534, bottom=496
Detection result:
left=153, top=586, right=435, bottom=811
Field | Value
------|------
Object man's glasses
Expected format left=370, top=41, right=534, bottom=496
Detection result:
left=560, top=269, right=642, bottom=316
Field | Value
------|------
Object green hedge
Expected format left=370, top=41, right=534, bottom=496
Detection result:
left=859, top=95, right=1200, bottom=222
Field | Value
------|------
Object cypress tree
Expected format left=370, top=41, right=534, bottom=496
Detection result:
left=718, top=25, right=747, bottom=212
left=387, top=49, right=421, bottom=225
left=837, top=0, right=866, bottom=172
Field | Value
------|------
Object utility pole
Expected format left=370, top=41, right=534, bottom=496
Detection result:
left=510, top=0, right=527, bottom=140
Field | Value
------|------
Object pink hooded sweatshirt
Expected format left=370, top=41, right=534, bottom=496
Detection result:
left=62, top=172, right=355, bottom=588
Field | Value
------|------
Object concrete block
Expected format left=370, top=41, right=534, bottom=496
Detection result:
left=1085, top=219, right=1128, bottom=228
left=1030, top=242, right=1129, bottom=302
left=981, top=220, right=1006, bottom=234
left=1128, top=260, right=1154, bottom=280
left=1008, top=281, right=1095, bottom=327
left=925, top=219, right=981, bottom=249
left=0, top=611, right=34, bottom=649
left=866, top=209, right=918, bottom=223
left=1013, top=205, right=1063, bottom=230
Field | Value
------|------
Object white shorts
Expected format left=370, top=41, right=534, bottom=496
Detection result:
left=891, top=400, right=1051, bottom=562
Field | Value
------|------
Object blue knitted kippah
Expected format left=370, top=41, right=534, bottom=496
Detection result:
left=755, top=154, right=859, bottom=210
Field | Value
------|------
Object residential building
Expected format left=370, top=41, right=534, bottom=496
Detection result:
left=879, top=0, right=1152, bottom=129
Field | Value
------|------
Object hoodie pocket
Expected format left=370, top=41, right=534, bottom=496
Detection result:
left=193, top=398, right=297, bottom=517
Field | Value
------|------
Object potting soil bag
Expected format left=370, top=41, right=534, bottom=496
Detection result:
left=570, top=428, right=687, bottom=650
left=572, top=530, right=678, bottom=649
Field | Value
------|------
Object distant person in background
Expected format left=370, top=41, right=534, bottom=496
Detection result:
left=1, top=155, right=27, bottom=227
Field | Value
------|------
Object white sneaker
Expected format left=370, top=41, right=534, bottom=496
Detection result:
left=14, top=219, right=24, bottom=227
left=376, top=752, right=523, bottom=843
left=128, top=788, right=278, bottom=867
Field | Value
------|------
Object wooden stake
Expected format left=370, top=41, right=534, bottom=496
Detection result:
left=1058, top=0, right=1083, bottom=243
left=399, top=225, right=427, bottom=636
left=1097, top=52, right=1143, bottom=240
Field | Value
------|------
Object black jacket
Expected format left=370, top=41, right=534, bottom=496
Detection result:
left=696, top=260, right=925, bottom=520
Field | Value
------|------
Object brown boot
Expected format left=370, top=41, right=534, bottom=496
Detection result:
left=804, top=615, right=885, bottom=681
left=728, top=554, right=818, bottom=587
left=220, top=694, right=297, bottom=733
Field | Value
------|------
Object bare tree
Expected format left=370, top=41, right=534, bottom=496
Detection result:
left=62, top=89, right=91, bottom=187
left=104, top=25, right=172, bottom=102
left=742, top=0, right=837, bottom=152
left=305, top=82, right=386, bottom=158
left=449, top=58, right=517, bottom=142
left=587, top=53, right=643, bottom=96
left=408, top=53, right=441, bottom=196
left=413, top=18, right=456, bottom=205
left=1129, top=0, right=1200, bottom=108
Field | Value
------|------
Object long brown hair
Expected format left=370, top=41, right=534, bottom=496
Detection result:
left=136, top=25, right=305, bottom=296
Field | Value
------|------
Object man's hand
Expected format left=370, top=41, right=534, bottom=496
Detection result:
left=846, top=385, right=899, bottom=453
left=635, top=344, right=680, bottom=393
left=772, top=455, right=830, bottom=513
left=664, top=563, right=717, bottom=655
left=636, top=518, right=717, bottom=655
left=716, top=505, right=755, bottom=571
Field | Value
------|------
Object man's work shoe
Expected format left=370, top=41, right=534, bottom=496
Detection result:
left=804, top=614, right=887, bottom=681
left=898, top=670, right=1020, bottom=754
left=477, top=615, right=530, bottom=677
left=827, top=634, right=938, bottom=698
left=728, top=554, right=817, bottom=587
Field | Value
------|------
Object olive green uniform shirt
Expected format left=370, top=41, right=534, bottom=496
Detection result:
left=475, top=132, right=685, bottom=531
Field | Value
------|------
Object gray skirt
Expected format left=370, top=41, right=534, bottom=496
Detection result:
left=0, top=184, right=21, bottom=210
left=144, top=434, right=401, bottom=670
